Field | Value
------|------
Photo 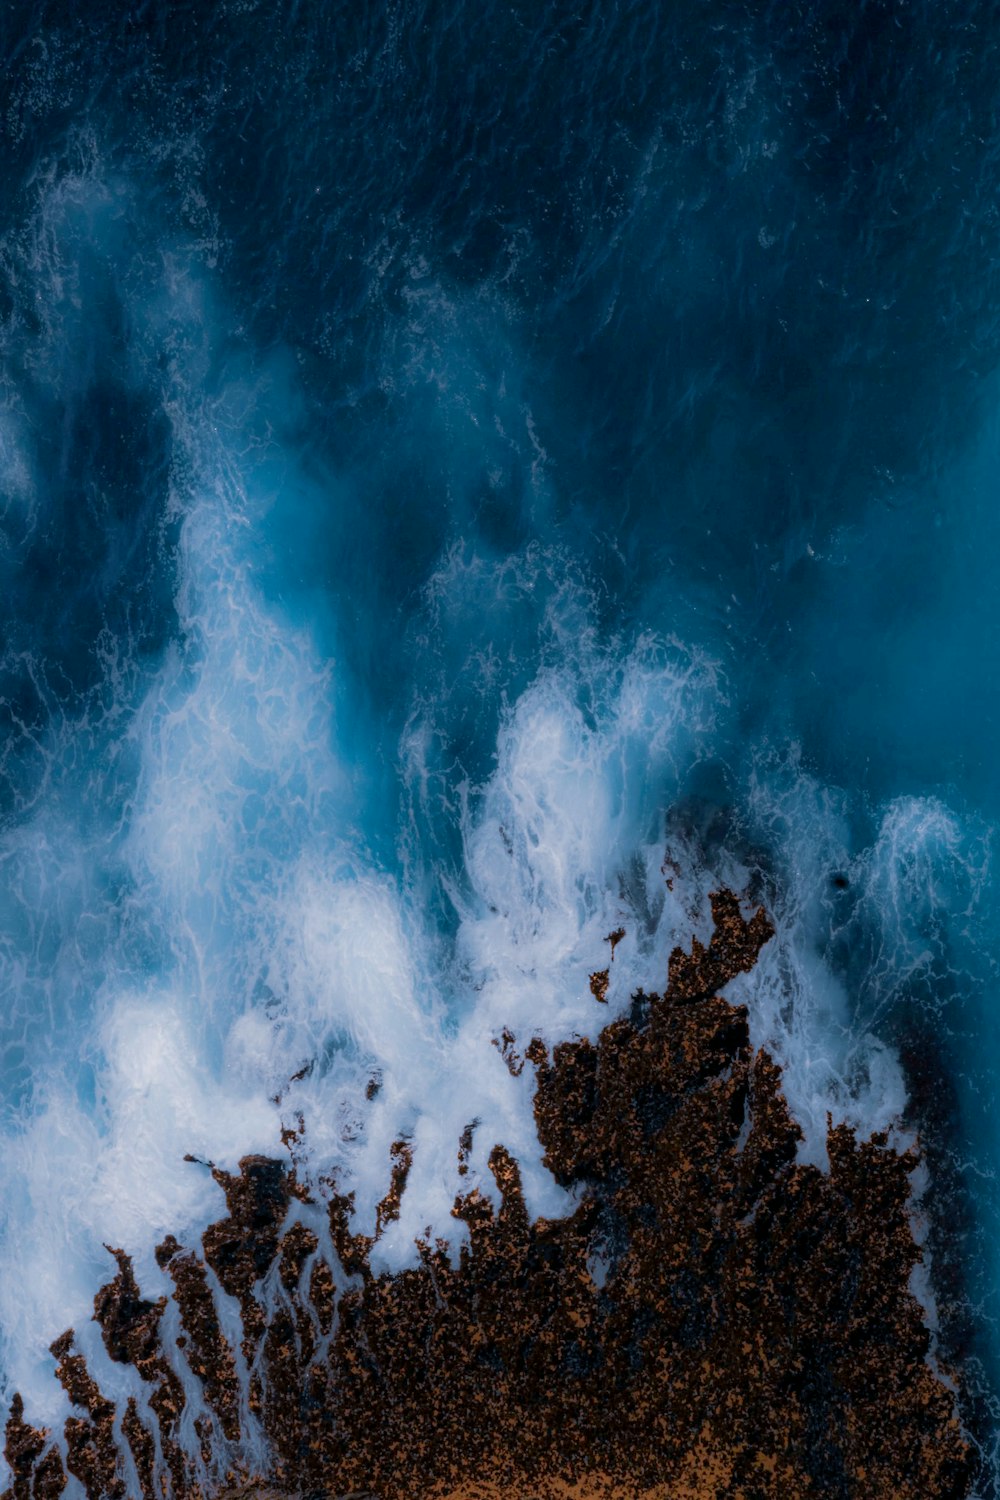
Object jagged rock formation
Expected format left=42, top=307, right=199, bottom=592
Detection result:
left=2, top=893, right=973, bottom=1499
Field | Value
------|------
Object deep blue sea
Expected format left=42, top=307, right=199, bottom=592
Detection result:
left=2, top=0, right=1000, bottom=1488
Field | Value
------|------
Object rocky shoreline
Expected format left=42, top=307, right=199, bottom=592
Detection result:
left=2, top=892, right=973, bottom=1499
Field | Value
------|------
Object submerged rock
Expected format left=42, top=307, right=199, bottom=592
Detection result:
left=2, top=892, right=973, bottom=1498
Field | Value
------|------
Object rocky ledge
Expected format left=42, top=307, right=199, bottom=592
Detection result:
left=2, top=892, right=973, bottom=1499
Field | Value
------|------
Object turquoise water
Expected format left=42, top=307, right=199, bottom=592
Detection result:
left=1, top=0, right=1000, bottom=1485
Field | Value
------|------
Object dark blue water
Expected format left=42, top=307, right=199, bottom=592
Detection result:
left=2, top=0, right=1000, bottom=1485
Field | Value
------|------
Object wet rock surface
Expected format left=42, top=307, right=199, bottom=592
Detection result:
left=2, top=893, right=974, bottom=1499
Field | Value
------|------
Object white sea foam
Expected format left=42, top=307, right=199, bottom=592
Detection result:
left=727, top=761, right=989, bottom=1166
left=0, top=169, right=983, bottom=1481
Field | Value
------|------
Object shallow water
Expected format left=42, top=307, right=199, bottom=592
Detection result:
left=1, top=0, right=999, bottom=1486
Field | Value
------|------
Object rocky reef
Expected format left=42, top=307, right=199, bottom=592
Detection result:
left=2, top=893, right=973, bottom=1499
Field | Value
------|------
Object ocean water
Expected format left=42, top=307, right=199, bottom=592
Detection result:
left=1, top=0, right=999, bottom=1487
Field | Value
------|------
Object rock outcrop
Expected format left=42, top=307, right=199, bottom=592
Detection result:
left=2, top=892, right=973, bottom=1499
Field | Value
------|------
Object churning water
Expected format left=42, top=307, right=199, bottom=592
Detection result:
left=1, top=0, right=1000, bottom=1486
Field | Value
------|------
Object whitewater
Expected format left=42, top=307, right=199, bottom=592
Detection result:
left=2, top=0, right=1000, bottom=1488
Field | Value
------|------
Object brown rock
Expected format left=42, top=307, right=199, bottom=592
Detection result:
left=1, top=890, right=975, bottom=1499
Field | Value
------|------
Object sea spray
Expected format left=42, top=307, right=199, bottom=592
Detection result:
left=0, top=232, right=987, bottom=1429
left=1, top=0, right=999, bottom=1484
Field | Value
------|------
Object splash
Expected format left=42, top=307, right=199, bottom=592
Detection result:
left=0, top=27, right=996, bottom=1478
